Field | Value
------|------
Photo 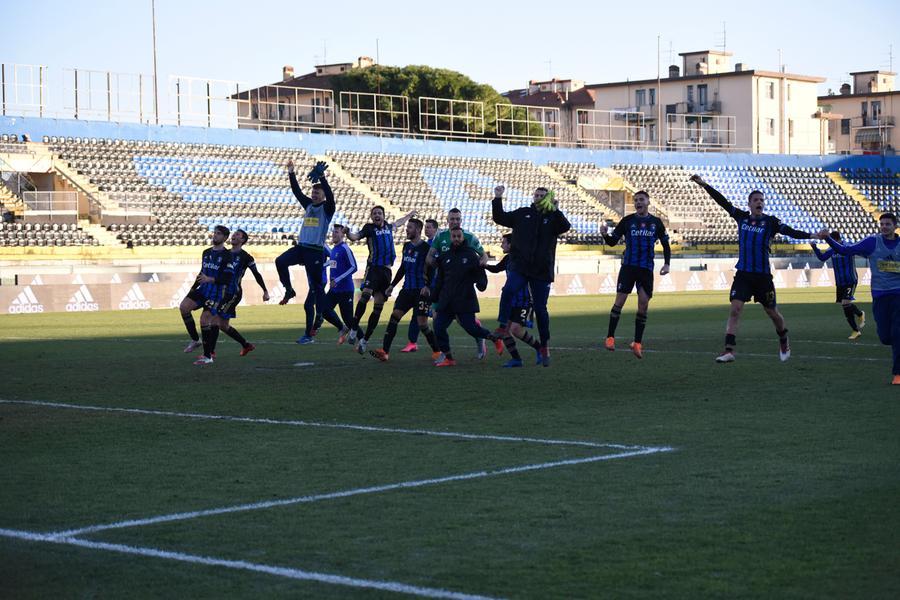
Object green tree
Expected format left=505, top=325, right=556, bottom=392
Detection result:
left=331, top=64, right=538, bottom=139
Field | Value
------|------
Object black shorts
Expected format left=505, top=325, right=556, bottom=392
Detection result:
left=393, top=288, right=420, bottom=313
left=416, top=294, right=433, bottom=317
left=214, top=292, right=241, bottom=320
left=617, top=265, right=654, bottom=297
left=362, top=265, right=392, bottom=295
left=509, top=305, right=533, bottom=327
left=835, top=283, right=857, bottom=303
left=730, top=271, right=776, bottom=308
left=186, top=286, right=218, bottom=311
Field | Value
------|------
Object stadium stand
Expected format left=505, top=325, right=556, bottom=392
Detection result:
left=840, top=167, right=900, bottom=214
left=0, top=221, right=97, bottom=247
left=330, top=151, right=610, bottom=245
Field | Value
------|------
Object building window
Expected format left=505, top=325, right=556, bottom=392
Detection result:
left=787, top=84, right=791, bottom=101
left=840, top=119, right=850, bottom=135
left=766, top=118, right=775, bottom=136
left=766, top=82, right=775, bottom=99
left=788, top=119, right=794, bottom=138
left=687, top=85, right=694, bottom=103
left=698, top=84, right=708, bottom=109
left=649, top=88, right=656, bottom=106
left=635, top=89, right=646, bottom=107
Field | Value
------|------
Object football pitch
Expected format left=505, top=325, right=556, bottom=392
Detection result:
left=1, top=288, right=898, bottom=598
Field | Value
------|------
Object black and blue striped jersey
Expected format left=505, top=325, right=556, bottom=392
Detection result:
left=358, top=222, right=396, bottom=267
left=700, top=183, right=811, bottom=274
left=399, top=240, right=431, bottom=290
left=225, top=249, right=256, bottom=296
left=196, top=247, right=234, bottom=299
left=812, top=246, right=858, bottom=285
left=605, top=214, right=670, bottom=270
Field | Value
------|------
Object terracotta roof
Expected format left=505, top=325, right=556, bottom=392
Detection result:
left=502, top=88, right=595, bottom=107
left=230, top=71, right=336, bottom=100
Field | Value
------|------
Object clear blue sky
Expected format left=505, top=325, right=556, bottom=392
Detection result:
left=5, top=0, right=899, bottom=96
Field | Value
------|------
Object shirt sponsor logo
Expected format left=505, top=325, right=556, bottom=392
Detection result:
left=742, top=222, right=766, bottom=234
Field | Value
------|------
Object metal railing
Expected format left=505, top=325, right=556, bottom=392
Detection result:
left=665, top=114, right=737, bottom=148
left=418, top=97, right=484, bottom=135
left=576, top=109, right=647, bottom=148
left=22, top=191, right=77, bottom=214
left=495, top=103, right=559, bottom=140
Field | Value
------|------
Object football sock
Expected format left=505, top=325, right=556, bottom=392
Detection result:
left=383, top=315, right=400, bottom=353
left=364, top=303, right=384, bottom=341
left=183, top=313, right=199, bottom=341
left=725, top=333, right=736, bottom=353
left=634, top=312, right=647, bottom=343
left=419, top=323, right=439, bottom=351
left=518, top=331, right=540, bottom=350
left=607, top=304, right=623, bottom=338
left=224, top=326, right=249, bottom=348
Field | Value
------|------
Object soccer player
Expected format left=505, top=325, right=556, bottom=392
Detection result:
left=370, top=218, right=441, bottom=362
left=810, top=231, right=865, bottom=339
left=274, top=159, right=334, bottom=317
left=179, top=225, right=231, bottom=356
left=322, top=224, right=362, bottom=344
left=211, top=229, right=270, bottom=356
left=297, top=252, right=329, bottom=344
left=345, top=205, right=416, bottom=354
left=430, top=227, right=500, bottom=367
left=427, top=208, right=490, bottom=358
left=181, top=225, right=235, bottom=365
left=600, top=190, right=671, bottom=359
left=400, top=218, right=440, bottom=353
left=426, top=208, right=486, bottom=266
left=484, top=233, right=543, bottom=367
left=690, top=174, right=814, bottom=362
left=492, top=185, right=571, bottom=366
left=818, top=214, right=900, bottom=384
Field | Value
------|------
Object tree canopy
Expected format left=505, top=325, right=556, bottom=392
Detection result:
left=331, top=64, right=531, bottom=138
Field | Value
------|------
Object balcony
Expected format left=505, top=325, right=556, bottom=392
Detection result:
left=696, top=100, right=722, bottom=114
left=853, top=115, right=895, bottom=128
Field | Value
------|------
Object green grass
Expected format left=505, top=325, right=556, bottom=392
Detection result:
left=1, top=288, right=898, bottom=599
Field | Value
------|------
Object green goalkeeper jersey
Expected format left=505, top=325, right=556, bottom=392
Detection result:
left=431, top=229, right=484, bottom=258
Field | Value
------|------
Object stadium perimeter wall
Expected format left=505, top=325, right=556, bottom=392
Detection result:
left=2, top=266, right=870, bottom=315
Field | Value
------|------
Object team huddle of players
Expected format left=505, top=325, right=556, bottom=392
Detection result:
left=179, top=161, right=900, bottom=384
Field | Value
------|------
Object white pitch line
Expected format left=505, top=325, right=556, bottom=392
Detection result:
left=0, top=399, right=636, bottom=450
left=49, top=447, right=672, bottom=539
left=548, top=346, right=886, bottom=362
left=0, top=528, right=499, bottom=600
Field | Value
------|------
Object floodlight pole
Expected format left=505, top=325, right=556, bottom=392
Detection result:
left=657, top=35, right=662, bottom=150
left=151, top=0, right=160, bottom=124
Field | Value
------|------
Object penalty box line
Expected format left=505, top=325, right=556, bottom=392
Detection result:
left=0, top=528, right=498, bottom=600
left=0, top=399, right=641, bottom=450
left=49, top=446, right=673, bottom=539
